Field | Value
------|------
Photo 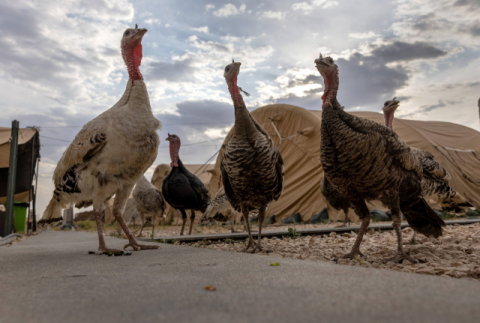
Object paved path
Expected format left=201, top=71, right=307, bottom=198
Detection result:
left=1, top=231, right=479, bottom=323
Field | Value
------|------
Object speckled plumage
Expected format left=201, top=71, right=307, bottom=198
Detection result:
left=201, top=186, right=240, bottom=232
left=133, top=175, right=166, bottom=236
left=316, top=54, right=444, bottom=262
left=383, top=99, right=472, bottom=213
left=221, top=61, right=284, bottom=252
left=320, top=175, right=352, bottom=226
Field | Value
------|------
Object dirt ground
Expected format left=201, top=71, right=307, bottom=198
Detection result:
left=73, top=219, right=480, bottom=281
left=176, top=222, right=480, bottom=281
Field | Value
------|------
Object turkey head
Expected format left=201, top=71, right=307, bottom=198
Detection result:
left=382, top=97, right=400, bottom=129
left=315, top=54, right=339, bottom=106
left=166, top=133, right=181, bottom=168
left=121, top=24, right=147, bottom=81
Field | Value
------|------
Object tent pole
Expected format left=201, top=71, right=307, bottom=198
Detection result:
left=3, top=120, right=19, bottom=237
left=27, top=133, right=36, bottom=234
left=33, top=157, right=39, bottom=232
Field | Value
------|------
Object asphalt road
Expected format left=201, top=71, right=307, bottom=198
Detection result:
left=1, top=231, right=479, bottom=323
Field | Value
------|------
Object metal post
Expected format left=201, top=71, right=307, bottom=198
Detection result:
left=3, top=120, right=19, bottom=237
left=27, top=134, right=36, bottom=234
left=32, top=158, right=39, bottom=232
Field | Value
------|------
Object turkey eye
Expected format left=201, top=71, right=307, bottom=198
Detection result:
left=329, top=58, right=333, bottom=63
left=125, top=31, right=130, bottom=36
left=385, top=102, right=388, bottom=106
left=225, top=67, right=229, bottom=72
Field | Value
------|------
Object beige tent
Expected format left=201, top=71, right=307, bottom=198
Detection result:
left=208, top=104, right=480, bottom=223
left=0, top=127, right=40, bottom=204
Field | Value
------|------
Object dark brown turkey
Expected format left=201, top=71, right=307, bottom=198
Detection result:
left=320, top=176, right=352, bottom=227
left=383, top=98, right=472, bottom=213
left=316, top=54, right=445, bottom=263
left=162, top=134, right=211, bottom=235
left=221, top=60, right=284, bottom=253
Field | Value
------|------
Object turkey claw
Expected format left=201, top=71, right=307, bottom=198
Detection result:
left=97, top=248, right=124, bottom=256
left=124, top=242, right=160, bottom=251
left=243, top=240, right=257, bottom=253
left=340, top=249, right=364, bottom=259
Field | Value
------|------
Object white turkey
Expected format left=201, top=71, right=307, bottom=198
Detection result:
left=39, top=25, right=161, bottom=255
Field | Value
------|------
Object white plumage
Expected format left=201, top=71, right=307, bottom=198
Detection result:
left=40, top=25, right=161, bottom=255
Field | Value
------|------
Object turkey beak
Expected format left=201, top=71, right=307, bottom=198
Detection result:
left=315, top=59, right=328, bottom=68
left=233, top=62, right=241, bottom=74
left=135, top=28, right=148, bottom=39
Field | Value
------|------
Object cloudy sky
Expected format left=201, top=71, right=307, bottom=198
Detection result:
left=1, top=0, right=479, bottom=215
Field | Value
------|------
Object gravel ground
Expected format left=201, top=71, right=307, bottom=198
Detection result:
left=174, top=222, right=480, bottom=281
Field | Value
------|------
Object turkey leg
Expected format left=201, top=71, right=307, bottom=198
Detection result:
left=230, top=210, right=242, bottom=233
left=188, top=209, right=195, bottom=235
left=341, top=199, right=370, bottom=259
left=138, top=212, right=145, bottom=237
left=110, top=189, right=159, bottom=251
left=336, top=209, right=350, bottom=228
left=242, top=205, right=257, bottom=252
left=151, top=214, right=157, bottom=238
left=95, top=211, right=124, bottom=255
left=385, top=204, right=417, bottom=264
left=250, top=203, right=267, bottom=254
left=180, top=209, right=187, bottom=235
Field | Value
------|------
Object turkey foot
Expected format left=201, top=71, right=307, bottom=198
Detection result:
left=340, top=247, right=364, bottom=259
left=336, top=216, right=351, bottom=228
left=124, top=241, right=161, bottom=251
left=249, top=244, right=267, bottom=254
left=243, top=239, right=257, bottom=253
left=98, top=247, right=124, bottom=256
left=384, top=252, right=417, bottom=264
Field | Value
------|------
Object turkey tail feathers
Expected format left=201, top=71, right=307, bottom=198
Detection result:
left=439, top=194, right=473, bottom=213
left=401, top=198, right=445, bottom=238
left=38, top=197, right=64, bottom=226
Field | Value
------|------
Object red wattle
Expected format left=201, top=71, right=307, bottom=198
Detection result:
left=133, top=43, right=143, bottom=68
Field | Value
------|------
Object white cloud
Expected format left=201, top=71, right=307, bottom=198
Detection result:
left=261, top=11, right=286, bottom=20
left=205, top=4, right=215, bottom=12
left=139, top=12, right=152, bottom=18
left=144, top=18, right=161, bottom=25
left=191, top=26, right=209, bottom=33
left=221, top=35, right=255, bottom=44
left=292, top=0, right=339, bottom=13
left=212, top=3, right=246, bottom=17
left=349, top=31, right=377, bottom=39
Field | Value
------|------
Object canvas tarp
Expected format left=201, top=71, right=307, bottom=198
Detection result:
left=0, top=127, right=40, bottom=204
left=208, top=104, right=480, bottom=223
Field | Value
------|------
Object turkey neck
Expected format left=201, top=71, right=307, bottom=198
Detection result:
left=172, top=158, right=188, bottom=173
left=115, top=42, right=152, bottom=113
left=122, top=42, right=143, bottom=82
left=227, top=76, right=257, bottom=139
left=321, top=69, right=340, bottom=111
